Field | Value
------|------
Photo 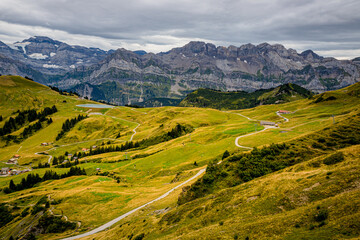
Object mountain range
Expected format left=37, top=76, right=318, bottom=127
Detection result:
left=1, top=36, right=359, bottom=105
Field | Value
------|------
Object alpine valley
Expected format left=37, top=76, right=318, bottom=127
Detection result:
left=1, top=75, right=360, bottom=240
left=1, top=36, right=360, bottom=106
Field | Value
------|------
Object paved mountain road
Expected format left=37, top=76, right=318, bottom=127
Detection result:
left=234, top=111, right=288, bottom=149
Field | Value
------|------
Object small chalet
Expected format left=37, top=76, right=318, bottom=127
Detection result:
left=10, top=169, right=21, bottom=175
left=260, top=121, right=276, bottom=126
left=6, top=158, right=18, bottom=165
left=13, top=154, right=20, bottom=158
left=0, top=167, right=10, bottom=175
left=278, top=110, right=291, bottom=114
left=96, top=168, right=101, bottom=171
left=92, top=145, right=97, bottom=149
left=41, top=142, right=49, bottom=146
left=82, top=148, right=89, bottom=152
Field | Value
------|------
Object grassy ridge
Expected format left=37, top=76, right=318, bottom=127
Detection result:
left=179, top=83, right=313, bottom=110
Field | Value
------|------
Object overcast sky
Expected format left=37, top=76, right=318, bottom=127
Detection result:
left=0, top=0, right=359, bottom=59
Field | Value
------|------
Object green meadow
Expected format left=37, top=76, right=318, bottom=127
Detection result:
left=0, top=76, right=360, bottom=239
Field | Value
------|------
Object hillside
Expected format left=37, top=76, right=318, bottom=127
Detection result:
left=179, top=83, right=313, bottom=110
left=0, top=76, right=360, bottom=239
left=84, top=84, right=360, bottom=240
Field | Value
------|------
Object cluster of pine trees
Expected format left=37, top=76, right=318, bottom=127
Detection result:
left=68, top=123, right=192, bottom=160
left=0, top=105, right=57, bottom=136
left=55, top=158, right=80, bottom=168
left=56, top=114, right=87, bottom=140
left=33, top=162, right=50, bottom=169
left=52, top=155, right=66, bottom=166
left=21, top=117, right=53, bottom=139
left=140, top=123, right=193, bottom=146
left=3, top=166, right=86, bottom=194
left=73, top=141, right=140, bottom=159
left=50, top=86, right=79, bottom=96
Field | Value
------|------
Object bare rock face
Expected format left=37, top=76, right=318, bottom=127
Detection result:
left=0, top=36, right=112, bottom=76
left=0, top=37, right=360, bottom=105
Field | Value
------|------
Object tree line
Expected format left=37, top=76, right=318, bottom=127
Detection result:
left=71, top=141, right=140, bottom=160
left=3, top=166, right=86, bottom=194
left=68, top=123, right=192, bottom=160
left=0, top=105, right=57, bottom=136
left=50, top=86, right=79, bottom=97
left=56, top=114, right=87, bottom=140
left=54, top=158, right=80, bottom=168
left=21, top=117, right=53, bottom=139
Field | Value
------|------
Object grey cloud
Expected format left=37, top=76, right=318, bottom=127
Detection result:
left=0, top=0, right=359, bottom=58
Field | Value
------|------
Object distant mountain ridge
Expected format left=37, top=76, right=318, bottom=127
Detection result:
left=0, top=37, right=359, bottom=105
left=179, top=83, right=313, bottom=110
left=0, top=36, right=113, bottom=80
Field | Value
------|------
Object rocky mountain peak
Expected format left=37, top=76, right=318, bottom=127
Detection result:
left=23, top=36, right=62, bottom=45
left=300, top=50, right=322, bottom=60
left=180, top=41, right=208, bottom=56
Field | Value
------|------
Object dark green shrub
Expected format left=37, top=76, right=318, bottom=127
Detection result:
left=134, top=233, right=145, bottom=240
left=222, top=150, right=230, bottom=159
left=323, top=152, right=345, bottom=165
left=314, top=209, right=328, bottom=222
left=0, top=204, right=14, bottom=227
left=38, top=214, right=76, bottom=233
left=21, top=207, right=30, bottom=217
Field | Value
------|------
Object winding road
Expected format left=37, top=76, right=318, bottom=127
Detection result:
left=61, top=168, right=206, bottom=240
left=276, top=111, right=289, bottom=122
left=34, top=152, right=53, bottom=164
left=234, top=126, right=276, bottom=149
left=234, top=111, right=289, bottom=149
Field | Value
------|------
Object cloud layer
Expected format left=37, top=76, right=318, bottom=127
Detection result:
left=0, top=0, right=359, bottom=59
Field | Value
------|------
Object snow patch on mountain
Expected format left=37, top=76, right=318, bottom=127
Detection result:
left=43, top=64, right=61, bottom=68
left=29, top=53, right=48, bottom=59
left=10, top=42, right=31, bottom=54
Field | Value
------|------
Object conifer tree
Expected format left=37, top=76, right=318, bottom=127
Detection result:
left=9, top=180, right=16, bottom=191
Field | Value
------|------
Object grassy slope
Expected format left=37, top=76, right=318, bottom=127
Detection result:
left=0, top=76, right=359, bottom=239
left=178, top=83, right=313, bottom=110
left=84, top=84, right=360, bottom=240
left=90, top=144, right=360, bottom=240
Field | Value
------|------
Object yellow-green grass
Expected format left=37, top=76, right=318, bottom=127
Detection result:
left=1, top=76, right=360, bottom=239
left=0, top=105, right=251, bottom=236
left=86, top=144, right=360, bottom=240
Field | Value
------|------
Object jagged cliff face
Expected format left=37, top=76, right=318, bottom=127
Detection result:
left=64, top=41, right=360, bottom=104
left=0, top=37, right=359, bottom=105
